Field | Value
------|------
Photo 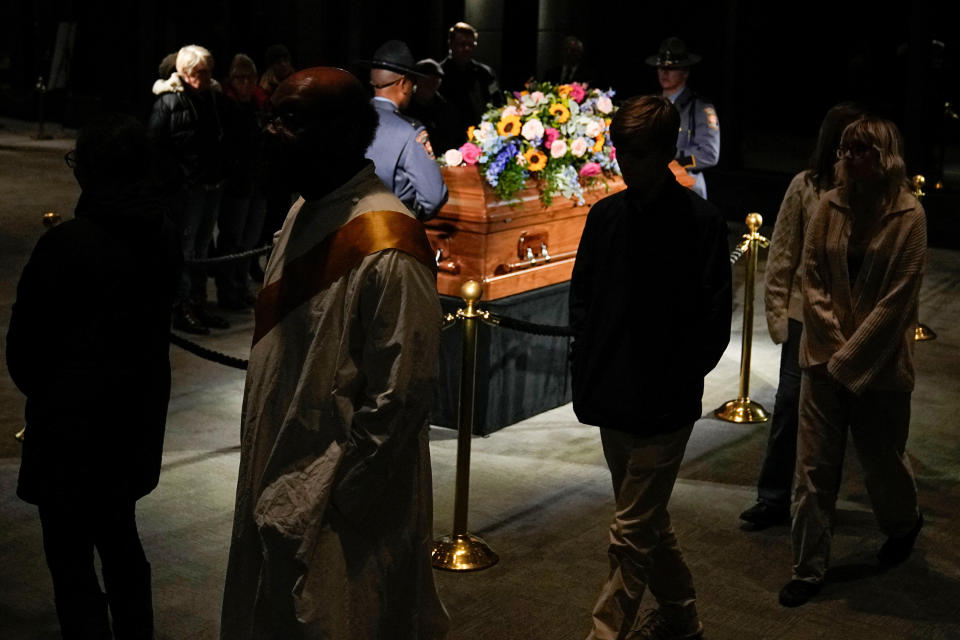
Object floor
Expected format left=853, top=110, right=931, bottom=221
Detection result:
left=2, top=120, right=959, bottom=639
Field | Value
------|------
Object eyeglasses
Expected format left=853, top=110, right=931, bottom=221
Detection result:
left=836, top=142, right=877, bottom=159
left=64, top=150, right=77, bottom=168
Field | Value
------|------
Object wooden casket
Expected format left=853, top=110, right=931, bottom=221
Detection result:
left=426, top=166, right=626, bottom=300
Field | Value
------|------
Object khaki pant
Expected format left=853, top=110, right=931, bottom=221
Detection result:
left=792, top=367, right=919, bottom=582
left=588, top=425, right=698, bottom=640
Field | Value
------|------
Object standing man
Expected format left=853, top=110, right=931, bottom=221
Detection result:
left=149, top=44, right=231, bottom=333
left=646, top=37, right=720, bottom=200
left=441, top=21, right=501, bottom=145
left=363, top=40, right=448, bottom=221
left=570, top=95, right=732, bottom=640
left=406, top=58, right=462, bottom=156
left=220, top=67, right=449, bottom=640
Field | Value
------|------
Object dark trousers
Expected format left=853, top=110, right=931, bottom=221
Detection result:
left=756, top=318, right=802, bottom=508
left=176, top=183, right=223, bottom=304
left=215, top=188, right=266, bottom=305
left=39, top=500, right=154, bottom=639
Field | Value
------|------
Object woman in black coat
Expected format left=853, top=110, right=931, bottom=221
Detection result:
left=6, top=114, right=181, bottom=639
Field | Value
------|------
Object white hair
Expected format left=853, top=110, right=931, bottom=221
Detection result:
left=176, top=45, right=214, bottom=76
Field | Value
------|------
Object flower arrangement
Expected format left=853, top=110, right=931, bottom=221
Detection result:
left=440, top=82, right=619, bottom=206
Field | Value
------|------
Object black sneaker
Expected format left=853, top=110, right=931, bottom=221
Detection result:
left=878, top=513, right=924, bottom=567
left=778, top=579, right=821, bottom=607
left=739, top=502, right=790, bottom=530
left=172, top=305, right=209, bottom=335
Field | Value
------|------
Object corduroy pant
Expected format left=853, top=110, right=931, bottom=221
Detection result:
left=791, top=367, right=920, bottom=583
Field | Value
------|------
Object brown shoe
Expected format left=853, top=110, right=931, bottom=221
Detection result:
left=629, top=609, right=703, bottom=640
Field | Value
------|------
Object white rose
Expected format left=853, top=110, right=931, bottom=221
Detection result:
left=570, top=137, right=589, bottom=157
left=478, top=122, right=495, bottom=140
left=503, top=105, right=521, bottom=118
left=530, top=91, right=545, bottom=105
left=550, top=139, right=568, bottom=158
left=521, top=118, right=545, bottom=141
left=597, top=95, right=613, bottom=114
left=444, top=149, right=463, bottom=166
left=585, top=119, right=603, bottom=138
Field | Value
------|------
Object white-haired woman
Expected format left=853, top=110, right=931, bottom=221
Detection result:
left=149, top=44, right=230, bottom=334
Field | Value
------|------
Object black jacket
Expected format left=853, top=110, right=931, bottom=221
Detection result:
left=569, top=175, right=732, bottom=434
left=7, top=187, right=181, bottom=503
left=148, top=75, right=228, bottom=188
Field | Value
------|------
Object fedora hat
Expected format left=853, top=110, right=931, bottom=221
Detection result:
left=357, top=40, right=425, bottom=78
left=645, top=37, right=702, bottom=68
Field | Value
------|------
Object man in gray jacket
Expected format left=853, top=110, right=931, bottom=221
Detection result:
left=362, top=40, right=448, bottom=220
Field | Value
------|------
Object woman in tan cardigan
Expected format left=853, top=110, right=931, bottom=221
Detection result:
left=779, top=117, right=926, bottom=607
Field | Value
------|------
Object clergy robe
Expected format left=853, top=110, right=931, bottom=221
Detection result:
left=221, top=163, right=449, bottom=639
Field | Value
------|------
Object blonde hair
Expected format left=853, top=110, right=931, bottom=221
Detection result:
left=176, top=45, right=214, bottom=76
left=835, top=116, right=908, bottom=204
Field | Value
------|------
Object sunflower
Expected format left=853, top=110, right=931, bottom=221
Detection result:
left=497, top=115, right=523, bottom=137
left=593, top=134, right=605, bottom=153
left=466, top=125, right=476, bottom=141
left=556, top=85, right=572, bottom=98
left=524, top=148, right=548, bottom=172
left=549, top=103, right=571, bottom=124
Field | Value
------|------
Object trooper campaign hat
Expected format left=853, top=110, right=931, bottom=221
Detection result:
left=357, top=40, right=426, bottom=78
left=645, top=37, right=702, bottom=68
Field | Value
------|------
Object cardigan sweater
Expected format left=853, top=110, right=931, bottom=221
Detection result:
left=799, top=186, right=926, bottom=395
left=764, top=171, right=822, bottom=344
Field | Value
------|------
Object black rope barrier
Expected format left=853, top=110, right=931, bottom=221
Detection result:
left=185, top=244, right=271, bottom=266
left=729, top=238, right=751, bottom=265
left=169, top=332, right=249, bottom=370
left=480, top=312, right=575, bottom=337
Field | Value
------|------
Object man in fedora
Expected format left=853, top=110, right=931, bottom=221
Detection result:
left=363, top=40, right=448, bottom=220
left=647, top=37, right=720, bottom=200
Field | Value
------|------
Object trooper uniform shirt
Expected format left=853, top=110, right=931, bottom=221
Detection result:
left=366, top=97, right=448, bottom=220
left=670, top=86, right=720, bottom=200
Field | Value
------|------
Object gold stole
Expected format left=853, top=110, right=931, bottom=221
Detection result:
left=253, top=210, right=436, bottom=346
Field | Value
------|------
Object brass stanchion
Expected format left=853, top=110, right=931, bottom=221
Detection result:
left=432, top=280, right=499, bottom=572
left=715, top=213, right=770, bottom=424
left=912, top=175, right=936, bottom=342
left=15, top=211, right=62, bottom=443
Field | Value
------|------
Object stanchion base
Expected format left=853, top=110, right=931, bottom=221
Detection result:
left=713, top=398, right=769, bottom=424
left=432, top=533, right=499, bottom=572
left=915, top=324, right=937, bottom=341
left=14, top=428, right=25, bottom=443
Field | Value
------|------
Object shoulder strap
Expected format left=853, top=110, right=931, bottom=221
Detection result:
left=252, top=210, right=436, bottom=346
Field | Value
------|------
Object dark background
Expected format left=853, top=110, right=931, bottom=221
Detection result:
left=1, top=0, right=956, bottom=243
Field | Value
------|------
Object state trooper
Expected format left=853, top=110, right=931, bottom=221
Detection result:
left=361, top=40, right=448, bottom=220
left=646, top=37, right=720, bottom=200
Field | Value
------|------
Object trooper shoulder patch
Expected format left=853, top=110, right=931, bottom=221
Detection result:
left=705, top=107, right=719, bottom=130
left=415, top=129, right=435, bottom=159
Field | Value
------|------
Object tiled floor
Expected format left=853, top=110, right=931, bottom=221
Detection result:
left=2, top=123, right=959, bottom=639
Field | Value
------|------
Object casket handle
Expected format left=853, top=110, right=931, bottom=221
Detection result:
left=495, top=249, right=577, bottom=274
left=435, top=248, right=461, bottom=274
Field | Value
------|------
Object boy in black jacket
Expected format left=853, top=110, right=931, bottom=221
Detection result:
left=570, top=95, right=732, bottom=640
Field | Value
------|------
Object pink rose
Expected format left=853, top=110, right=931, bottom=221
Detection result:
left=569, top=83, right=587, bottom=103
left=544, top=127, right=560, bottom=148
left=610, top=146, right=617, bottom=160
left=579, top=162, right=602, bottom=178
left=459, top=142, right=481, bottom=165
